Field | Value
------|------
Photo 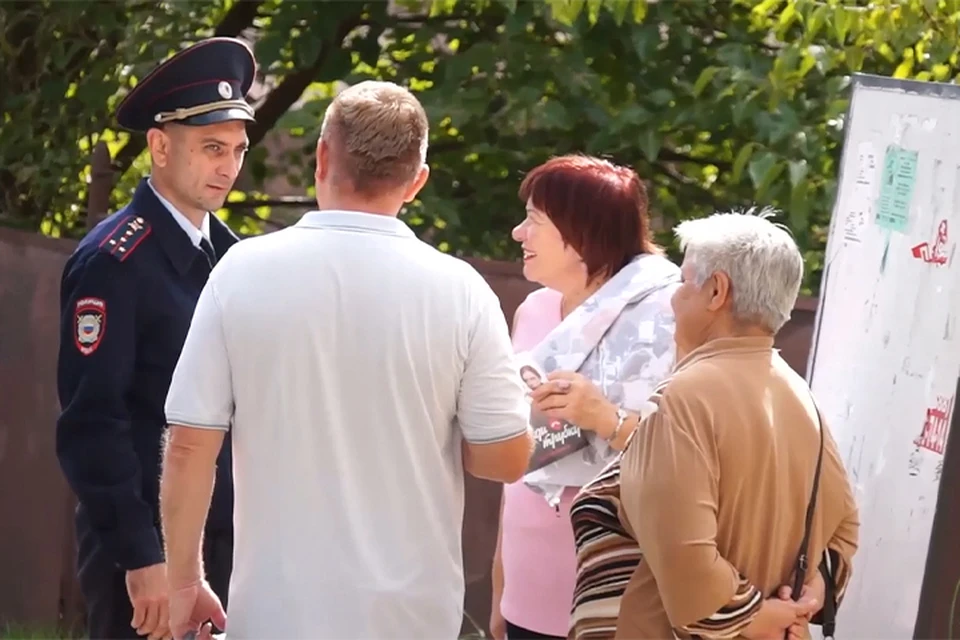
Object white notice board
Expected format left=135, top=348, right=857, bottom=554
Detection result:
left=807, top=73, right=960, bottom=638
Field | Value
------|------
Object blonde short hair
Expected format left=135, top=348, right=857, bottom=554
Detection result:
left=320, top=80, right=429, bottom=195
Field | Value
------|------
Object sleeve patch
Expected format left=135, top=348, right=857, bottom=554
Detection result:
left=98, top=215, right=151, bottom=262
left=75, top=297, right=106, bottom=355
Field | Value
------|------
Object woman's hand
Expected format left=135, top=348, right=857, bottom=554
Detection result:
left=792, top=570, right=825, bottom=619
left=741, top=596, right=819, bottom=640
left=740, top=600, right=803, bottom=640
left=529, top=371, right=617, bottom=435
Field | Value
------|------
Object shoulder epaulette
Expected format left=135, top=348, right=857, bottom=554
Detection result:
left=97, top=215, right=152, bottom=262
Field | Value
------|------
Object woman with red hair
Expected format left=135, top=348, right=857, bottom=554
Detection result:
left=490, top=155, right=680, bottom=639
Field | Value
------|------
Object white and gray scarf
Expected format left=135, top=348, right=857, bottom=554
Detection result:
left=522, top=253, right=681, bottom=506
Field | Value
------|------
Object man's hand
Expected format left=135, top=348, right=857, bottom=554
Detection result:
left=126, top=563, right=170, bottom=640
left=741, top=597, right=819, bottom=640
left=169, top=579, right=227, bottom=640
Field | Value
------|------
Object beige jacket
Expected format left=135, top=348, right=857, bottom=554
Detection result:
left=615, top=336, right=859, bottom=639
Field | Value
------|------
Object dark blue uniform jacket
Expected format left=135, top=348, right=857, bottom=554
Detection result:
left=56, top=178, right=237, bottom=571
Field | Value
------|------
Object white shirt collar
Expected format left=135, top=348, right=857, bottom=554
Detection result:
left=295, top=210, right=415, bottom=238
left=147, top=178, right=211, bottom=247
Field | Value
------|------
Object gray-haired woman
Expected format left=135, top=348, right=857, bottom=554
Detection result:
left=571, top=209, right=860, bottom=640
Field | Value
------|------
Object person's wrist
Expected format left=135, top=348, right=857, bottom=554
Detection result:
left=167, top=561, right=202, bottom=591
left=740, top=599, right=771, bottom=638
left=168, top=575, right=203, bottom=592
left=593, top=400, right=620, bottom=438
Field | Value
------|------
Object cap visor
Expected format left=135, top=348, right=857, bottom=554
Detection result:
left=179, top=108, right=256, bottom=127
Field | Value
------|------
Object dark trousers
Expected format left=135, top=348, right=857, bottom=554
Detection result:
left=76, top=523, right=233, bottom=639
left=506, top=619, right=566, bottom=640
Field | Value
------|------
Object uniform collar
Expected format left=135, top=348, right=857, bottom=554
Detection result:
left=131, top=178, right=237, bottom=275
left=147, top=177, right=210, bottom=247
left=295, top=210, right=416, bottom=239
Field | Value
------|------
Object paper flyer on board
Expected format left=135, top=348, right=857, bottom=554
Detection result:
left=516, top=352, right=589, bottom=473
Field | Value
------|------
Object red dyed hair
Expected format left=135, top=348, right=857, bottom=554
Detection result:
left=519, top=154, right=660, bottom=282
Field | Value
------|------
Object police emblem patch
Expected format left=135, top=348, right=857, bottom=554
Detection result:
left=74, top=297, right=106, bottom=356
left=218, top=81, right=232, bottom=99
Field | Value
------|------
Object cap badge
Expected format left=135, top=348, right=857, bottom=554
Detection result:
left=218, top=81, right=232, bottom=99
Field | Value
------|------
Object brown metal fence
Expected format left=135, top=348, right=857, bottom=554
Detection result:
left=0, top=229, right=86, bottom=636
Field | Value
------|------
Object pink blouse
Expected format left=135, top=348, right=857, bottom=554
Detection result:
left=500, top=287, right=579, bottom=637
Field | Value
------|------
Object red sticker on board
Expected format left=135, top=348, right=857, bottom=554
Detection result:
left=914, top=394, right=954, bottom=456
left=74, top=297, right=106, bottom=356
left=911, top=220, right=949, bottom=265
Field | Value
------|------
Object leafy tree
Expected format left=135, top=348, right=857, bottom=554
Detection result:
left=3, top=0, right=960, bottom=295
left=0, top=0, right=264, bottom=232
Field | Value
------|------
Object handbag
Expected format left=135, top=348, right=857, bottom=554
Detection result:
left=785, top=400, right=839, bottom=639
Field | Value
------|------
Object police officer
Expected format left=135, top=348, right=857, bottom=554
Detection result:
left=55, top=37, right=256, bottom=640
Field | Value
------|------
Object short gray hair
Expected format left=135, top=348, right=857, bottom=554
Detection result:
left=674, top=207, right=803, bottom=332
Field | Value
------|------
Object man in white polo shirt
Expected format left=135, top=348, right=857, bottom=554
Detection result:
left=158, top=80, right=534, bottom=640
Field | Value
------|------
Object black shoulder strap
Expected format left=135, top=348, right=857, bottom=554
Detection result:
left=790, top=401, right=825, bottom=596
left=818, top=556, right=838, bottom=638
left=785, top=398, right=838, bottom=639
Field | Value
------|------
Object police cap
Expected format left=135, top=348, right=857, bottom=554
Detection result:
left=116, top=37, right=257, bottom=133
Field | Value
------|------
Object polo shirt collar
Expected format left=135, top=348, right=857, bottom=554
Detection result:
left=295, top=210, right=416, bottom=239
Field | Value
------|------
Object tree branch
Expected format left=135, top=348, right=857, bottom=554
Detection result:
left=659, top=148, right=731, bottom=170
left=238, top=212, right=290, bottom=231
left=112, top=0, right=267, bottom=175
left=651, top=161, right=722, bottom=211
left=357, top=12, right=476, bottom=28
left=224, top=197, right=314, bottom=208
left=247, top=13, right=364, bottom=147
left=428, top=136, right=729, bottom=172
left=214, top=0, right=264, bottom=36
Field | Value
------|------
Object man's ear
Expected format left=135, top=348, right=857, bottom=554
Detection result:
left=146, top=128, right=170, bottom=168
left=706, top=271, right=732, bottom=312
left=315, top=138, right=329, bottom=183
left=402, top=164, right=430, bottom=203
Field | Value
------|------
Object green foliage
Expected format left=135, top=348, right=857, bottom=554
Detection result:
left=0, top=622, right=69, bottom=639
left=3, top=0, right=960, bottom=294
left=0, top=0, right=246, bottom=235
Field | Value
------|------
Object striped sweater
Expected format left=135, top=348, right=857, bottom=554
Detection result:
left=570, top=450, right=765, bottom=639
left=569, top=455, right=636, bottom=640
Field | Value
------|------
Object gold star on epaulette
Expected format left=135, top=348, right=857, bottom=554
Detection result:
left=100, top=215, right=152, bottom=262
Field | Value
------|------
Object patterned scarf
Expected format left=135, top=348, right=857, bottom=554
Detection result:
left=522, top=253, right=681, bottom=506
